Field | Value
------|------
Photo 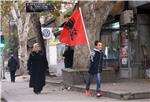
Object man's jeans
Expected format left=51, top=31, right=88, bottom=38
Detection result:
left=86, top=73, right=101, bottom=92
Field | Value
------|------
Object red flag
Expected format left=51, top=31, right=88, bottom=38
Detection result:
left=59, top=8, right=87, bottom=46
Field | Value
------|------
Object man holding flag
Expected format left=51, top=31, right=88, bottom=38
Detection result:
left=59, top=7, right=103, bottom=97
left=85, top=41, right=104, bottom=97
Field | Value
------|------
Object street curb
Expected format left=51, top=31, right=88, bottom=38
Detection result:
left=67, top=84, right=150, bottom=100
left=46, top=81, right=63, bottom=86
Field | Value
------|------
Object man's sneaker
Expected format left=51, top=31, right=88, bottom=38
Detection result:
left=85, top=90, right=91, bottom=96
left=96, top=93, right=102, bottom=97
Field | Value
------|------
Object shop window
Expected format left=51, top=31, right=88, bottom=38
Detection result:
left=101, top=30, right=120, bottom=71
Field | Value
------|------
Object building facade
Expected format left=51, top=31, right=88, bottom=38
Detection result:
left=101, top=1, right=150, bottom=79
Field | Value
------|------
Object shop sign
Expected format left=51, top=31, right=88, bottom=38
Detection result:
left=26, top=3, right=53, bottom=13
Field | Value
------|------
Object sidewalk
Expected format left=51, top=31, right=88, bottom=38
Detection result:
left=2, top=72, right=139, bottom=102
left=20, top=73, right=150, bottom=100
left=1, top=72, right=150, bottom=101
left=71, top=79, right=150, bottom=100
left=1, top=73, right=85, bottom=102
left=46, top=74, right=150, bottom=100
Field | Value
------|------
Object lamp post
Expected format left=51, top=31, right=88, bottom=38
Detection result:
left=9, top=20, right=16, bottom=54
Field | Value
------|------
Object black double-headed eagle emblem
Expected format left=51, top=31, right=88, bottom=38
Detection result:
left=64, top=18, right=77, bottom=41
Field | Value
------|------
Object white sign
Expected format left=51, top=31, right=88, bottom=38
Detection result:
left=41, top=27, right=54, bottom=39
left=49, top=46, right=57, bottom=65
left=122, top=58, right=127, bottom=65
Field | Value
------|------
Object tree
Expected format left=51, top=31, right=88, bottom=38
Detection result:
left=30, top=14, right=45, bottom=52
left=30, top=0, right=62, bottom=52
left=10, top=0, right=62, bottom=74
left=1, top=1, right=19, bottom=60
left=11, top=2, right=31, bottom=75
left=73, top=1, right=116, bottom=69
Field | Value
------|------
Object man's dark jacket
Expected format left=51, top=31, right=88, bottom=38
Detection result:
left=88, top=48, right=104, bottom=74
left=8, top=56, right=18, bottom=72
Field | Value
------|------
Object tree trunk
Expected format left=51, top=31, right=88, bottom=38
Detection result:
left=18, top=14, right=31, bottom=75
left=73, top=1, right=115, bottom=69
left=11, top=2, right=31, bottom=75
left=30, top=14, right=46, bottom=52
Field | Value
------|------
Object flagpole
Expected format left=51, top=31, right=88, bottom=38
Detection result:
left=79, top=7, right=91, bottom=53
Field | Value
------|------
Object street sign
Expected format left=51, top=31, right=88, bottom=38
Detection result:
left=26, top=3, right=53, bottom=13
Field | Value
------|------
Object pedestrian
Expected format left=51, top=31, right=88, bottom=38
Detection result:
left=27, top=43, right=49, bottom=94
left=85, top=41, right=105, bottom=97
left=8, top=54, right=19, bottom=83
left=63, top=46, right=74, bottom=68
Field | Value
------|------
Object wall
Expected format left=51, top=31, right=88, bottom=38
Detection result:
left=137, top=14, right=150, bottom=78
left=138, top=14, right=150, bottom=61
left=62, top=68, right=116, bottom=85
left=46, top=40, right=65, bottom=76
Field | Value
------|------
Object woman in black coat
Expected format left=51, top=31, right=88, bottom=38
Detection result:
left=63, top=46, right=74, bottom=68
left=27, top=43, right=49, bottom=94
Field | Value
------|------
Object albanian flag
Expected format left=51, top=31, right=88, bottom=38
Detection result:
left=59, top=8, right=87, bottom=46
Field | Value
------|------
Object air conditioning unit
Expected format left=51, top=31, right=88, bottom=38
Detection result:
left=120, top=10, right=134, bottom=26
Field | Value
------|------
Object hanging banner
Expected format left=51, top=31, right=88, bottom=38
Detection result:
left=41, top=27, right=63, bottom=39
